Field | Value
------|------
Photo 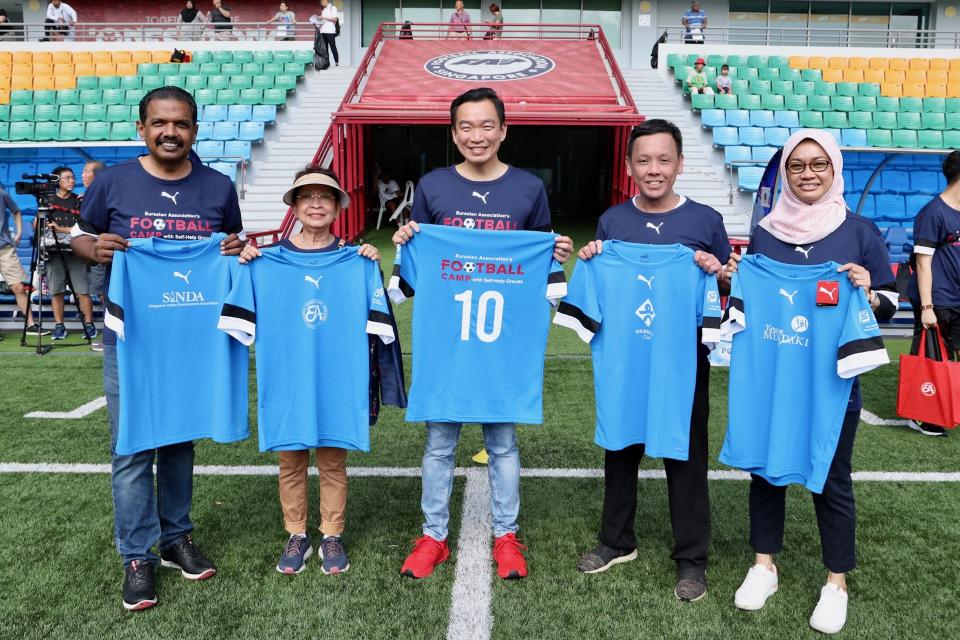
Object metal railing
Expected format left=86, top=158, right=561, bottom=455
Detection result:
left=0, top=21, right=322, bottom=43
left=658, top=25, right=960, bottom=49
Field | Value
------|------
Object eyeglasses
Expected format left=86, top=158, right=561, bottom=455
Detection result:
left=785, top=159, right=831, bottom=174
left=296, top=192, right=337, bottom=203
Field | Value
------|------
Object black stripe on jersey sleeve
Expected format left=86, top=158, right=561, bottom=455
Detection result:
left=368, top=309, right=391, bottom=326
left=548, top=270, right=567, bottom=285
left=837, top=335, right=889, bottom=378
left=838, top=335, right=886, bottom=361
left=388, top=263, right=415, bottom=302
left=702, top=315, right=721, bottom=331
left=221, top=303, right=255, bottom=325
left=106, top=298, right=123, bottom=323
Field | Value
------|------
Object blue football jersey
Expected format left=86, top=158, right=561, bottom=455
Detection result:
left=104, top=234, right=249, bottom=455
left=388, top=224, right=566, bottom=424
left=553, top=242, right=721, bottom=459
left=719, top=255, right=889, bottom=492
left=218, top=246, right=394, bottom=452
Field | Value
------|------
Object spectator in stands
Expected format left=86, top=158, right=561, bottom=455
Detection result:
left=208, top=0, right=233, bottom=40
left=682, top=0, right=706, bottom=44
left=377, top=168, right=402, bottom=226
left=45, top=0, right=77, bottom=42
left=81, top=160, right=106, bottom=352
left=177, top=0, right=209, bottom=40
left=40, top=166, right=95, bottom=342
left=309, top=0, right=340, bottom=67
left=267, top=2, right=296, bottom=41
left=0, top=185, right=42, bottom=336
left=716, top=64, right=732, bottom=94
left=686, top=58, right=712, bottom=95
left=723, top=129, right=898, bottom=636
left=484, top=4, right=503, bottom=40
left=0, top=9, right=16, bottom=41
left=399, top=20, right=413, bottom=39
left=905, top=149, right=960, bottom=437
left=447, top=0, right=471, bottom=39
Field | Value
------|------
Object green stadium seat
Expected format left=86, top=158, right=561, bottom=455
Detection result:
left=767, top=55, right=789, bottom=69
left=738, top=94, right=761, bottom=110
left=713, top=93, right=738, bottom=109
left=194, top=89, right=217, bottom=105
left=924, top=97, right=946, bottom=113
left=8, top=122, right=34, bottom=141
left=875, top=111, right=898, bottom=129
left=771, top=80, right=793, bottom=95
left=10, top=105, right=33, bottom=121
left=110, top=121, right=137, bottom=141
left=946, top=112, right=960, bottom=130
left=737, top=66, right=759, bottom=81
left=262, top=88, right=286, bottom=106
left=85, top=121, right=111, bottom=141
left=273, top=74, right=297, bottom=91
left=76, top=76, right=99, bottom=90
left=34, top=104, right=58, bottom=121
left=239, top=88, right=263, bottom=105
left=673, top=65, right=689, bottom=85
left=262, top=62, right=285, bottom=76
left=284, top=62, right=304, bottom=77
left=56, top=89, right=79, bottom=105
left=9, top=90, right=32, bottom=105
left=233, top=50, right=254, bottom=64
left=784, top=94, right=808, bottom=111
left=141, top=76, right=163, bottom=91
left=823, top=111, right=848, bottom=128
left=900, top=97, right=923, bottom=113
left=293, top=49, right=313, bottom=64
left=922, top=112, right=946, bottom=130
left=761, top=94, right=784, bottom=110
left=667, top=53, right=685, bottom=68
left=138, top=63, right=158, bottom=76
left=212, top=50, right=233, bottom=64
left=946, top=98, right=960, bottom=113
left=877, top=96, right=900, bottom=112
left=241, top=62, right=262, bottom=76
left=191, top=51, right=213, bottom=64
left=253, top=51, right=273, bottom=64
left=854, top=96, right=877, bottom=111
left=897, top=112, right=921, bottom=130
left=120, top=75, right=142, bottom=90
left=0, top=105, right=9, bottom=121
left=163, top=75, right=185, bottom=88
left=207, top=75, right=230, bottom=91
left=58, top=121, right=84, bottom=141
left=185, top=75, right=207, bottom=91
left=945, top=130, right=960, bottom=147
left=799, top=111, right=823, bottom=127
left=125, top=89, right=146, bottom=106
left=200, top=62, right=221, bottom=75
left=758, top=67, right=779, bottom=81
left=727, top=54, right=748, bottom=68
left=837, top=82, right=859, bottom=97
left=216, top=89, right=240, bottom=104
left=106, top=105, right=131, bottom=122
left=892, top=129, right=918, bottom=148
left=99, top=76, right=121, bottom=90
left=919, top=130, right=944, bottom=148
left=705, top=54, right=724, bottom=68
left=273, top=50, right=294, bottom=64
left=691, top=93, right=714, bottom=110
left=34, top=121, right=59, bottom=141
left=82, top=104, right=107, bottom=121
left=747, top=55, right=767, bottom=68
left=58, top=104, right=82, bottom=121
left=780, top=67, right=801, bottom=82
left=252, top=75, right=274, bottom=90
left=0, top=122, right=8, bottom=140
left=832, top=95, right=854, bottom=112
left=814, top=81, right=836, bottom=96
left=848, top=111, right=874, bottom=129
left=230, top=75, right=252, bottom=89
left=730, top=79, right=749, bottom=95
left=32, top=90, right=55, bottom=105
left=221, top=62, right=243, bottom=76
left=801, top=68, right=822, bottom=82
left=859, top=83, right=880, bottom=97
left=158, top=63, right=180, bottom=76
left=102, top=89, right=124, bottom=105
left=793, top=81, right=814, bottom=96
left=808, top=94, right=832, bottom=111
left=748, top=79, right=771, bottom=95
left=867, top=129, right=892, bottom=147
left=178, top=62, right=201, bottom=76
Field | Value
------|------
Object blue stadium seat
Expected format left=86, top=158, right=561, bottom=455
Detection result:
left=911, top=171, right=940, bottom=193
left=196, top=140, right=225, bottom=159
left=238, top=121, right=266, bottom=142
left=881, top=170, right=909, bottom=194
left=713, top=127, right=739, bottom=147
left=202, top=104, right=229, bottom=122
left=212, top=121, right=239, bottom=141
left=841, top=129, right=867, bottom=147
left=251, top=104, right=278, bottom=123
left=724, top=109, right=750, bottom=127
left=224, top=140, right=252, bottom=161
left=764, top=127, right=790, bottom=147
left=822, top=129, right=842, bottom=145
left=227, top=104, right=253, bottom=122
left=739, top=127, right=766, bottom=146
left=197, top=121, right=213, bottom=141
left=751, top=146, right=777, bottom=163
left=737, top=166, right=765, bottom=191
left=856, top=194, right=876, bottom=217
left=875, top=194, right=906, bottom=220
left=905, top=194, right=930, bottom=216
left=885, top=226, right=910, bottom=255
left=724, top=145, right=752, bottom=166
left=749, top=110, right=775, bottom=128
left=773, top=110, right=800, bottom=128
left=209, top=162, right=237, bottom=181
left=700, top=109, right=726, bottom=128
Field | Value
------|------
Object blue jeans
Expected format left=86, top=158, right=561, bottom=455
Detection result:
left=421, top=422, right=519, bottom=540
left=104, top=343, right=194, bottom=565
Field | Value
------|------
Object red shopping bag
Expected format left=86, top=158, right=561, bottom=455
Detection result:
left=897, top=328, right=957, bottom=427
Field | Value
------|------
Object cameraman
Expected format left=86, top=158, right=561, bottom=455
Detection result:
left=0, top=184, right=43, bottom=334
left=36, top=166, right=95, bottom=341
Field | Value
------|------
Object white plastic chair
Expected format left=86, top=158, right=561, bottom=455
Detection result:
left=387, top=180, right=415, bottom=226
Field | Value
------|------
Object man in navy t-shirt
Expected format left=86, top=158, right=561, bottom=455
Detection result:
left=71, top=87, right=244, bottom=612
left=573, top=119, right=730, bottom=604
left=907, top=150, right=960, bottom=436
left=391, top=87, right=573, bottom=582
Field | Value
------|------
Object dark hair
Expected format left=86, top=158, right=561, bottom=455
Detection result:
left=51, top=165, right=74, bottom=178
left=139, top=86, right=198, bottom=125
left=943, top=150, right=960, bottom=186
left=721, top=64, right=729, bottom=71
left=450, top=87, right=506, bottom=128
left=627, top=119, right=683, bottom=158
left=292, top=165, right=341, bottom=200
left=489, top=3, right=500, bottom=11
left=85, top=160, right=106, bottom=175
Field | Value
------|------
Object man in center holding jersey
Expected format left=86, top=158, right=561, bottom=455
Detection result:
left=574, top=119, right=731, bottom=602
left=392, top=87, right=573, bottom=580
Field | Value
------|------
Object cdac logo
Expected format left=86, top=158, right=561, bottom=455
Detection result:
left=301, top=299, right=328, bottom=329
left=791, top=315, right=809, bottom=333
left=424, top=51, right=555, bottom=82
left=921, top=382, right=936, bottom=397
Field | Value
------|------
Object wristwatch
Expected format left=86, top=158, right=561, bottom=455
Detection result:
left=921, top=304, right=934, bottom=310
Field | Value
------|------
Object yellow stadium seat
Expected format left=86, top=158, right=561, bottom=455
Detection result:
left=0, top=89, right=10, bottom=105
left=902, top=82, right=925, bottom=98
left=928, top=69, right=948, bottom=83
left=53, top=63, right=73, bottom=76
left=885, top=69, right=906, bottom=83
left=95, top=62, right=117, bottom=76
left=32, top=52, right=52, bottom=65
left=90, top=51, right=113, bottom=64
left=808, top=56, right=828, bottom=70
left=0, top=52, right=11, bottom=65
left=11, top=52, right=31, bottom=65
left=0, top=77, right=10, bottom=90
left=33, top=76, right=55, bottom=91
left=929, top=59, right=948, bottom=71
left=828, top=57, right=847, bottom=69
left=151, top=50, right=170, bottom=63
left=72, top=52, right=92, bottom=64
left=10, top=76, right=32, bottom=91
left=950, top=59, right=960, bottom=72
left=868, top=58, right=889, bottom=70
left=927, top=83, right=947, bottom=98
left=789, top=56, right=808, bottom=69
left=822, top=68, right=843, bottom=82
left=908, top=58, right=928, bottom=71
left=116, top=62, right=138, bottom=76
left=50, top=51, right=72, bottom=64
left=130, top=51, right=153, bottom=64
left=949, top=71, right=960, bottom=86
left=11, top=63, right=30, bottom=76
left=842, top=68, right=864, bottom=82
left=881, top=82, right=903, bottom=97
left=949, top=84, right=960, bottom=98
left=0, top=63, right=11, bottom=77
left=864, top=69, right=885, bottom=83
left=33, top=63, right=53, bottom=76
left=74, top=62, right=96, bottom=77
left=112, top=51, right=132, bottom=64
left=888, top=58, right=908, bottom=71
left=905, top=69, right=926, bottom=84
left=848, top=57, right=868, bottom=70
left=53, top=76, right=76, bottom=90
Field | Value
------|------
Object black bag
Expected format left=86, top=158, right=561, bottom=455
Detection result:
left=334, top=16, right=340, bottom=37
left=314, top=29, right=330, bottom=70
left=170, top=48, right=187, bottom=63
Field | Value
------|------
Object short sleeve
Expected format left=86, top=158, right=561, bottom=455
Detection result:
left=78, top=175, right=111, bottom=235
left=218, top=261, right=256, bottom=346
left=837, top=287, right=890, bottom=378
left=553, top=258, right=601, bottom=343
left=595, top=217, right=608, bottom=242
left=409, top=183, right=433, bottom=224
left=387, top=236, right=417, bottom=304
left=104, top=250, right=128, bottom=340
left=221, top=184, right=244, bottom=235
left=708, top=214, right=732, bottom=262
left=700, top=275, right=722, bottom=347
left=546, top=255, right=567, bottom=302
left=5, top=192, right=20, bottom=215
left=913, top=206, right=943, bottom=257
left=526, top=184, right=552, bottom=232
left=365, top=257, right=395, bottom=344
left=720, top=270, right=746, bottom=338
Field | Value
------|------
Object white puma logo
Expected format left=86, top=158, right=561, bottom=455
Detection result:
left=173, top=270, right=191, bottom=285
left=646, top=221, right=664, bottom=235
left=636, top=274, right=655, bottom=288
left=304, top=275, right=323, bottom=289
left=161, top=191, right=179, bottom=206
left=471, top=191, right=489, bottom=205
left=795, top=245, right=813, bottom=259
left=779, top=288, right=797, bottom=305
left=819, top=286, right=837, bottom=301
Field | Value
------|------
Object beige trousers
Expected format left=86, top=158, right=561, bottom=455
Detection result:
left=278, top=448, right=348, bottom=536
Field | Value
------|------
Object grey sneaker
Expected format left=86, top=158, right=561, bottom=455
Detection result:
left=319, top=536, right=350, bottom=575
left=576, top=543, right=638, bottom=574
left=675, top=567, right=708, bottom=602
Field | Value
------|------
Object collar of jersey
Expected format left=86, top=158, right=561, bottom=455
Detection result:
left=130, top=232, right=226, bottom=261
left=747, top=253, right=841, bottom=282
left=448, top=164, right=513, bottom=186
left=261, top=244, right=356, bottom=266
left=602, top=241, right=692, bottom=267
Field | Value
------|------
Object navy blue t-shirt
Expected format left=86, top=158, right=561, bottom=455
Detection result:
left=748, top=212, right=895, bottom=411
left=907, top=196, right=960, bottom=308
left=411, top=165, right=551, bottom=231
left=595, top=197, right=731, bottom=261
left=278, top=236, right=342, bottom=253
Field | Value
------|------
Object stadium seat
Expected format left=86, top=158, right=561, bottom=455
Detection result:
left=713, top=127, right=739, bottom=147
left=832, top=95, right=855, bottom=112
left=162, top=75, right=185, bottom=89
left=221, top=62, right=243, bottom=76
left=263, top=62, right=285, bottom=76
left=806, top=95, right=830, bottom=112
left=185, top=75, right=207, bottom=92
left=823, top=111, right=849, bottom=129
left=120, top=75, right=142, bottom=90
left=231, top=50, right=254, bottom=64
left=197, top=140, right=225, bottom=159
left=737, top=166, right=764, bottom=191
left=57, top=121, right=84, bottom=141
left=875, top=194, right=906, bottom=220
left=217, top=89, right=240, bottom=105
left=849, top=111, right=874, bottom=129
left=897, top=112, right=922, bottom=130
left=751, top=146, right=777, bottom=163
left=125, top=89, right=146, bottom=106
left=33, top=121, right=59, bottom=141
left=8, top=122, right=34, bottom=141
left=262, top=89, right=286, bottom=106
left=945, top=130, right=960, bottom=148
left=892, top=130, right=919, bottom=148
left=900, top=97, right=923, bottom=112
left=178, top=62, right=201, bottom=76
left=224, top=139, right=252, bottom=161
left=238, top=121, right=265, bottom=142
left=691, top=93, right=714, bottom=110
left=196, top=121, right=213, bottom=141
left=773, top=110, right=799, bottom=128
left=242, top=62, right=263, bottom=76
left=764, top=127, right=790, bottom=147
left=99, top=76, right=121, bottom=90
left=213, top=51, right=234, bottom=64
left=727, top=55, right=748, bottom=68
left=138, top=62, right=158, bottom=76
left=749, top=79, right=771, bottom=95
left=284, top=62, right=305, bottom=77
left=230, top=75, right=253, bottom=90
left=713, top=94, right=738, bottom=110
left=250, top=104, right=277, bottom=123
left=882, top=170, right=909, bottom=193
left=799, top=111, right=823, bottom=128
left=10, top=105, right=33, bottom=121
left=738, top=94, right=761, bottom=110
left=841, top=128, right=867, bottom=146
left=905, top=195, right=930, bottom=216
left=918, top=130, right=944, bottom=149
left=157, top=63, right=179, bottom=76
left=293, top=49, right=313, bottom=64
left=867, top=129, right=892, bottom=147
left=738, top=127, right=765, bottom=146
left=273, top=50, right=295, bottom=64
left=84, top=122, right=110, bottom=141
left=33, top=104, right=58, bottom=122
left=209, top=162, right=238, bottom=181
left=78, top=89, right=102, bottom=105
left=82, top=104, right=107, bottom=121
left=853, top=96, right=877, bottom=112
left=875, top=111, right=898, bottom=129
left=110, top=122, right=137, bottom=141
left=203, top=104, right=228, bottom=122
left=252, top=75, right=275, bottom=90
left=700, top=109, right=725, bottom=128
left=141, top=76, right=163, bottom=91
left=922, top=112, right=946, bottom=130
left=761, top=94, right=784, bottom=111
left=106, top=105, right=131, bottom=122
left=239, top=89, right=264, bottom=105
left=194, top=89, right=217, bottom=106
left=212, top=121, right=239, bottom=141
left=227, top=104, right=253, bottom=122
left=102, top=89, right=124, bottom=106
left=749, top=110, right=774, bottom=127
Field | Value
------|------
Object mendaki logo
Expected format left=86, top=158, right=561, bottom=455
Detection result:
left=762, top=323, right=809, bottom=347
left=921, top=382, right=937, bottom=397
left=440, top=257, right=524, bottom=281
left=424, top=51, right=555, bottom=82
left=301, top=299, right=328, bottom=329
left=790, top=315, right=809, bottom=333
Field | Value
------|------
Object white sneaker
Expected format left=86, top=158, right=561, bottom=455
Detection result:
left=734, top=564, right=779, bottom=610
left=809, top=583, right=848, bottom=634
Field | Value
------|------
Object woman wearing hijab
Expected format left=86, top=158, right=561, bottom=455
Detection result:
left=176, top=0, right=208, bottom=40
left=722, top=130, right=898, bottom=635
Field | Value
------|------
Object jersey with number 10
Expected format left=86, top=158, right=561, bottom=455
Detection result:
left=719, top=255, right=889, bottom=492
left=554, top=242, right=721, bottom=459
left=389, top=224, right=566, bottom=424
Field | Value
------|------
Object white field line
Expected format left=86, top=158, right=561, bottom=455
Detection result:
left=446, top=469, right=493, bottom=640
left=860, top=409, right=911, bottom=426
left=25, top=396, right=106, bottom=419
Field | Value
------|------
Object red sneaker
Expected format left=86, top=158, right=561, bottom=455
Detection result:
left=493, top=533, right=528, bottom=579
left=400, top=535, right=450, bottom=579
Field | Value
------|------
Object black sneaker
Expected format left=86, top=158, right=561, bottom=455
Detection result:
left=83, top=322, right=97, bottom=340
left=122, top=560, right=158, bottom=611
left=160, top=534, right=217, bottom=580
left=675, top=567, right=708, bottom=602
left=909, top=420, right=948, bottom=437
left=24, top=323, right=50, bottom=337
left=576, top=543, right=638, bottom=574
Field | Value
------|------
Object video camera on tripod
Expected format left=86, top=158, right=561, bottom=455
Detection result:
left=15, top=172, right=60, bottom=199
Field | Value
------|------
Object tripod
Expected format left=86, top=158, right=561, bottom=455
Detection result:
left=20, top=204, right=88, bottom=355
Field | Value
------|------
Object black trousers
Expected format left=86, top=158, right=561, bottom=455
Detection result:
left=321, top=33, right=339, bottom=64
left=598, top=347, right=711, bottom=571
left=748, top=409, right=859, bottom=574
